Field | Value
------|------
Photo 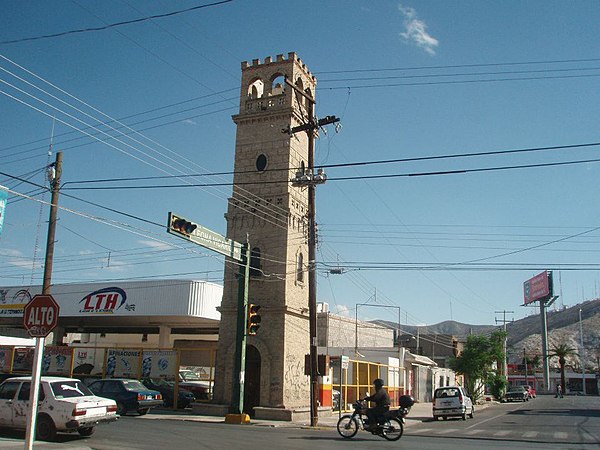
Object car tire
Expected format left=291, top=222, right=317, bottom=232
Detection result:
left=462, top=412, right=467, bottom=421
left=442, top=416, right=447, bottom=421
left=138, top=408, right=150, bottom=416
left=78, top=427, right=95, bottom=437
left=469, top=406, right=474, bottom=419
left=36, top=415, right=57, bottom=441
left=117, top=402, right=127, bottom=416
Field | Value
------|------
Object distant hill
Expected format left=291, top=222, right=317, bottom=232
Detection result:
left=372, top=319, right=495, bottom=339
left=373, top=297, right=600, bottom=369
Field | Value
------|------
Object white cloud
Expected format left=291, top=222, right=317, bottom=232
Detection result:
left=335, top=304, right=353, bottom=318
left=183, top=119, right=197, bottom=126
left=398, top=4, right=439, bottom=55
left=138, top=239, right=174, bottom=252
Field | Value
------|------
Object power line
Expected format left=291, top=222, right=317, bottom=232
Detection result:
left=0, top=1, right=234, bottom=45
left=319, top=66, right=600, bottom=84
left=60, top=155, right=600, bottom=190
left=314, top=57, right=600, bottom=75
left=61, top=140, right=600, bottom=185
left=321, top=73, right=600, bottom=90
left=0, top=57, right=294, bottom=231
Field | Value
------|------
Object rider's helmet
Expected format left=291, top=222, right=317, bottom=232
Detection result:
left=373, top=378, right=384, bottom=389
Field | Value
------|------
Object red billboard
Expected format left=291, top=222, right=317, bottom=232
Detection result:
left=523, top=271, right=552, bottom=305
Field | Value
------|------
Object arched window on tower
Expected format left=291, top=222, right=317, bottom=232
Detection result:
left=304, top=88, right=313, bottom=110
left=296, top=252, right=304, bottom=283
left=248, top=78, right=264, bottom=99
left=271, top=74, right=285, bottom=96
left=250, top=247, right=262, bottom=277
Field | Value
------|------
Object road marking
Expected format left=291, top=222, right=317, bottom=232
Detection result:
left=493, top=430, right=511, bottom=436
left=413, top=428, right=433, bottom=433
left=523, top=431, right=539, bottom=438
left=465, top=429, right=484, bottom=435
left=437, top=428, right=460, bottom=435
left=553, top=432, right=568, bottom=439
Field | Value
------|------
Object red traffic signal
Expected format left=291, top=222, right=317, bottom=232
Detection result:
left=247, top=303, right=261, bottom=336
left=169, top=213, right=197, bottom=237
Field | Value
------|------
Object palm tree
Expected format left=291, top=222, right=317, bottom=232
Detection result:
left=547, top=343, right=578, bottom=393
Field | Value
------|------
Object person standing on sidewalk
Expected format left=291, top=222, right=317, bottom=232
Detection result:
left=555, top=384, right=563, bottom=398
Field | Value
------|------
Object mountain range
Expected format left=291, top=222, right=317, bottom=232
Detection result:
left=377, top=298, right=600, bottom=370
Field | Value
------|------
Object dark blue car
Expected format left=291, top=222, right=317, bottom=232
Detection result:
left=87, top=379, right=163, bottom=416
left=141, top=378, right=195, bottom=409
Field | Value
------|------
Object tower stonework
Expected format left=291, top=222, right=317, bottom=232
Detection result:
left=213, top=53, right=316, bottom=416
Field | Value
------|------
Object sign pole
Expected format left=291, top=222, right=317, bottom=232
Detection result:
left=166, top=214, right=249, bottom=422
left=540, top=298, right=550, bottom=393
left=232, top=243, right=250, bottom=415
left=25, top=152, right=62, bottom=450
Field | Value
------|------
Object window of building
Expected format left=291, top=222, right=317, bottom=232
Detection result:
left=296, top=252, right=304, bottom=283
left=256, top=154, right=268, bottom=172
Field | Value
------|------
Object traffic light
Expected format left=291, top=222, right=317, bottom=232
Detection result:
left=168, top=213, right=197, bottom=237
left=247, top=303, right=261, bottom=335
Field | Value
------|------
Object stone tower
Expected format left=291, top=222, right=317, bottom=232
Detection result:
left=213, top=53, right=316, bottom=416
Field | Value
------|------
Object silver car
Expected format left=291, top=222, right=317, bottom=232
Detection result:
left=432, top=386, right=474, bottom=421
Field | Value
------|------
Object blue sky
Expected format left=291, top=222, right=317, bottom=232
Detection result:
left=1, top=1, right=600, bottom=328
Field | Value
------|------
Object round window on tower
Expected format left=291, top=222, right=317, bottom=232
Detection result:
left=256, top=154, right=268, bottom=172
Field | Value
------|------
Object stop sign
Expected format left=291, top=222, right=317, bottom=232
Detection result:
left=23, top=294, right=60, bottom=337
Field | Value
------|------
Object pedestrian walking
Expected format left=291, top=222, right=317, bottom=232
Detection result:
left=555, top=384, right=563, bottom=398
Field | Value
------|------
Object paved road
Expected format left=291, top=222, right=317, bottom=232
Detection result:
left=406, top=394, right=600, bottom=446
left=0, top=394, right=597, bottom=449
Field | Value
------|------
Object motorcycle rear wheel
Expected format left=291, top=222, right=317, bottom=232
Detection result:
left=337, top=415, right=359, bottom=438
left=382, top=417, right=403, bottom=441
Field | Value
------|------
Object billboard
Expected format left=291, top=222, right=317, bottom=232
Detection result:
left=523, top=271, right=553, bottom=305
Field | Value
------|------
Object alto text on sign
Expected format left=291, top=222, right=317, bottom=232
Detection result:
left=23, top=294, right=60, bottom=337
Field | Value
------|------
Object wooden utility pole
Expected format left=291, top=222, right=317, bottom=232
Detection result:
left=284, top=77, right=339, bottom=427
left=25, top=151, right=62, bottom=450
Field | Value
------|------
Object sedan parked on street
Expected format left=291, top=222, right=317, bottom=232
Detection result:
left=142, top=378, right=195, bottom=409
left=0, top=376, right=117, bottom=441
left=87, top=379, right=163, bottom=416
left=503, top=385, right=530, bottom=402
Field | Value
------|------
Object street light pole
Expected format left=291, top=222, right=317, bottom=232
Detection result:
left=579, top=308, right=587, bottom=395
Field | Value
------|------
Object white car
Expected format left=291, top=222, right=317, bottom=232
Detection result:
left=0, top=376, right=117, bottom=441
left=432, top=385, right=474, bottom=421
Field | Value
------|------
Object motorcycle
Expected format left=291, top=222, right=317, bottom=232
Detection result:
left=336, top=395, right=414, bottom=441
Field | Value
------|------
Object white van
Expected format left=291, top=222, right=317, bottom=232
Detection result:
left=432, top=386, right=474, bottom=421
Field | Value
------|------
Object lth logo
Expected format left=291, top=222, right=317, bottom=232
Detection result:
left=79, top=287, right=127, bottom=313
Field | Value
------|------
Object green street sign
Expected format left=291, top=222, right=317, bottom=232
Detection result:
left=167, top=212, right=243, bottom=261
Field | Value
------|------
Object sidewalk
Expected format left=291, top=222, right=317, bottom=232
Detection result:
left=139, top=399, right=487, bottom=428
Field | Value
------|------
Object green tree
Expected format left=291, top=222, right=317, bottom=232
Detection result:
left=547, top=342, right=578, bottom=393
left=449, top=330, right=507, bottom=401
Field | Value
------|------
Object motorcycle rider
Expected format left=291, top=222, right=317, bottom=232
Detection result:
left=364, top=378, right=390, bottom=431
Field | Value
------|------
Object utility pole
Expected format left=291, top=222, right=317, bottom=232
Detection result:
left=25, top=151, right=62, bottom=450
left=495, top=310, right=514, bottom=380
left=284, top=77, right=339, bottom=427
left=579, top=308, right=587, bottom=395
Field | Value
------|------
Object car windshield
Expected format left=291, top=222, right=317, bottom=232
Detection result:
left=50, top=380, right=94, bottom=398
left=122, top=380, right=148, bottom=391
left=180, top=371, right=202, bottom=381
left=435, top=388, right=460, bottom=398
left=145, top=378, right=171, bottom=388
